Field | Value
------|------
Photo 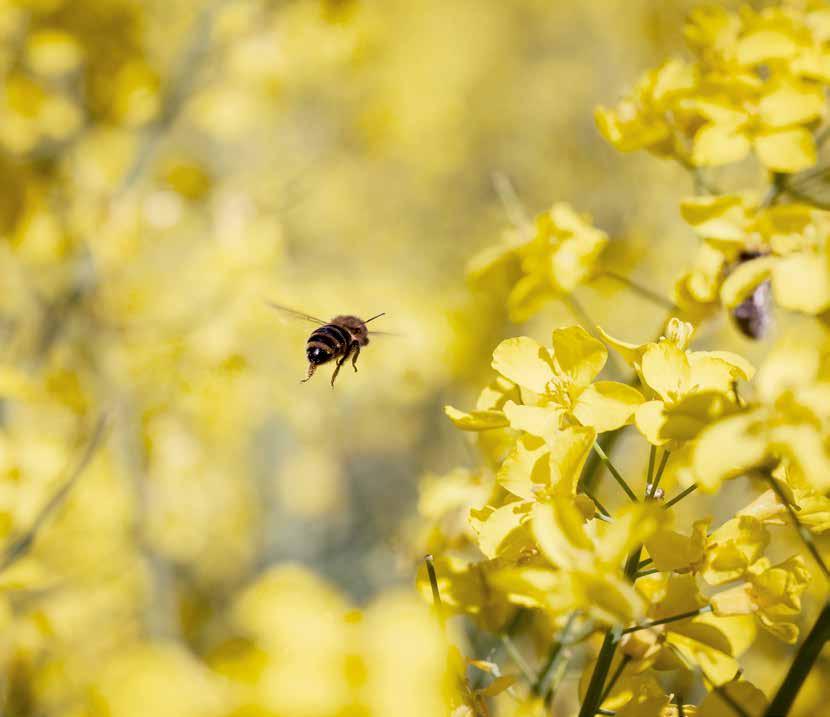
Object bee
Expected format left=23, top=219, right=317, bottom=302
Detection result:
left=266, top=303, right=388, bottom=386
left=729, top=250, right=773, bottom=340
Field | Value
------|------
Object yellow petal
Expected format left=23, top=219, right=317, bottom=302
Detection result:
left=757, top=339, right=820, bottom=403
left=772, top=251, right=830, bottom=314
left=533, top=501, right=593, bottom=571
left=573, top=381, right=644, bottom=432
left=759, top=76, right=825, bottom=128
left=594, top=104, right=671, bottom=153
left=578, top=571, right=645, bottom=625
left=551, top=325, right=608, bottom=389
left=551, top=232, right=607, bottom=293
left=597, top=326, right=644, bottom=367
left=769, top=424, right=830, bottom=492
left=594, top=502, right=662, bottom=568
left=692, top=123, right=751, bottom=167
left=697, top=681, right=768, bottom=717
left=711, top=585, right=755, bottom=616
left=444, top=405, right=509, bottom=431
left=641, top=343, right=691, bottom=401
left=680, top=194, right=748, bottom=245
left=720, top=256, right=776, bottom=308
left=616, top=696, right=671, bottom=717
left=665, top=632, right=739, bottom=687
left=754, top=127, right=817, bottom=173
left=503, top=400, right=559, bottom=439
left=547, top=425, right=596, bottom=493
left=497, top=435, right=550, bottom=500
left=492, top=337, right=554, bottom=393
left=646, top=529, right=704, bottom=572
left=635, top=400, right=670, bottom=447
left=478, top=674, right=518, bottom=697
left=507, top=273, right=556, bottom=322
left=470, top=503, right=530, bottom=560
left=692, top=412, right=768, bottom=492
left=737, top=25, right=803, bottom=66
left=693, top=351, right=755, bottom=383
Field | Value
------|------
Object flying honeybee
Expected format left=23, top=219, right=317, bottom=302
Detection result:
left=267, top=302, right=389, bottom=386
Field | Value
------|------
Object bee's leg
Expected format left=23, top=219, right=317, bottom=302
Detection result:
left=331, top=351, right=349, bottom=387
left=350, top=342, right=361, bottom=372
left=300, top=363, right=316, bottom=383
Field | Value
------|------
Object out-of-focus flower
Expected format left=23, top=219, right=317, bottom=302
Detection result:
left=694, top=335, right=830, bottom=493
left=676, top=195, right=830, bottom=324
left=710, top=555, right=810, bottom=643
left=215, top=564, right=457, bottom=717
left=597, top=5, right=830, bottom=173
left=468, top=204, right=608, bottom=322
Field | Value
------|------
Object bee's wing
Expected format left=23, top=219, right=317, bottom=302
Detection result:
left=265, top=301, right=328, bottom=325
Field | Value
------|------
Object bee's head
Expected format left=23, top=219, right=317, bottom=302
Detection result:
left=307, top=346, right=331, bottom=365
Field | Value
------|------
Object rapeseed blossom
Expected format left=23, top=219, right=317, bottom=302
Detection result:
left=468, top=204, right=608, bottom=322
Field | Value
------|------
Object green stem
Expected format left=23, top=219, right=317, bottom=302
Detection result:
left=501, top=634, right=536, bottom=685
left=577, top=628, right=621, bottom=717
left=592, top=442, right=638, bottom=503
left=599, top=655, right=631, bottom=703
left=764, top=601, right=830, bottom=717
left=650, top=450, right=671, bottom=497
left=582, top=430, right=623, bottom=494
left=424, top=555, right=445, bottom=627
left=0, top=416, right=108, bottom=573
left=646, top=445, right=656, bottom=494
left=621, top=605, right=711, bottom=635
left=582, top=488, right=612, bottom=519
left=664, top=484, right=697, bottom=510
left=534, top=612, right=577, bottom=701
left=578, top=547, right=641, bottom=717
left=602, top=272, right=677, bottom=312
left=634, top=568, right=660, bottom=579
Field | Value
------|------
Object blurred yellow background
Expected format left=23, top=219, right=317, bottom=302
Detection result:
left=4, top=0, right=818, bottom=715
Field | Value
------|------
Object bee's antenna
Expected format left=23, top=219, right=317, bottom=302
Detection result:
left=364, top=312, right=386, bottom=324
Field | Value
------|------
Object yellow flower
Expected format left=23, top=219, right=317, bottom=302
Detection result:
left=710, top=555, right=810, bottom=643
left=598, top=4, right=830, bottom=173
left=677, top=195, right=830, bottom=321
left=492, top=326, right=643, bottom=436
left=531, top=499, right=662, bottom=625
left=601, top=318, right=753, bottom=447
left=737, top=461, right=830, bottom=534
left=693, top=336, right=830, bottom=493
left=700, top=516, right=770, bottom=586
left=468, top=204, right=608, bottom=322
left=622, top=574, right=752, bottom=688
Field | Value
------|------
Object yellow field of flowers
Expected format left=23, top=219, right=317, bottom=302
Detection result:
left=0, top=1, right=828, bottom=716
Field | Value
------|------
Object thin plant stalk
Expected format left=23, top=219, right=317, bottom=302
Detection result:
left=592, top=442, right=638, bottom=502
left=664, top=484, right=698, bottom=509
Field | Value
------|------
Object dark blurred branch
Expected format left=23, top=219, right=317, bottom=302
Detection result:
left=0, top=415, right=109, bottom=573
left=118, top=0, right=233, bottom=195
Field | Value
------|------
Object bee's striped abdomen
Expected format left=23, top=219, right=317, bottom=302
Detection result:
left=306, top=323, right=352, bottom=365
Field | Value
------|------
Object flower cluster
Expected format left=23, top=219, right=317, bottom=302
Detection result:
left=420, top=314, right=830, bottom=714
left=413, top=3, right=830, bottom=715
left=596, top=3, right=830, bottom=173
left=468, top=204, right=608, bottom=322
left=676, top=194, right=830, bottom=330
